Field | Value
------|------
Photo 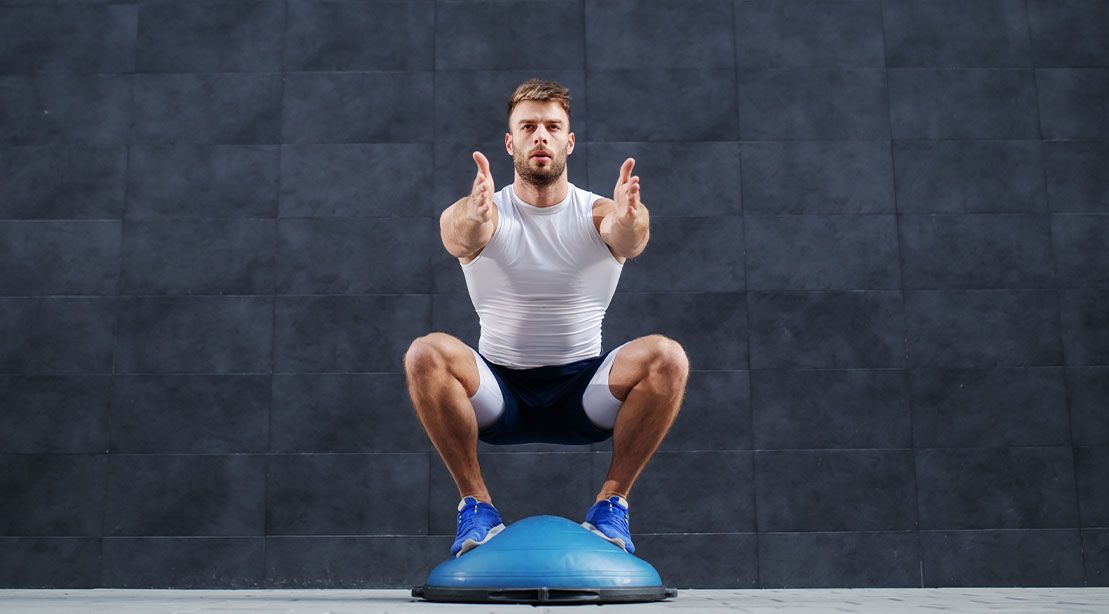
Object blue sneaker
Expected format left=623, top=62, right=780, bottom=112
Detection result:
left=451, top=496, right=505, bottom=557
left=582, top=495, right=634, bottom=554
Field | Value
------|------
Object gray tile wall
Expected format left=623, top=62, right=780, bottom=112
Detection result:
left=0, top=0, right=1105, bottom=589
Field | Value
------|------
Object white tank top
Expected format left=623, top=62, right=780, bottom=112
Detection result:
left=460, top=183, right=624, bottom=369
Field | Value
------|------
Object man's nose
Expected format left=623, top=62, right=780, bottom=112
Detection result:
left=533, top=127, right=548, bottom=143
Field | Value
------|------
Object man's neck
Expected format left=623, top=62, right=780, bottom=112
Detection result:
left=512, top=174, right=570, bottom=207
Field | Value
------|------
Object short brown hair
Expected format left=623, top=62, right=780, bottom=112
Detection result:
left=507, top=78, right=571, bottom=127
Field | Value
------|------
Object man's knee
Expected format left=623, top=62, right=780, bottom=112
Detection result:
left=404, top=332, right=481, bottom=396
left=645, top=334, right=690, bottom=382
left=404, top=332, right=463, bottom=375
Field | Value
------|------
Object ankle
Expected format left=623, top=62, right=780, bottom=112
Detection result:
left=595, top=492, right=629, bottom=505
left=459, top=493, right=493, bottom=506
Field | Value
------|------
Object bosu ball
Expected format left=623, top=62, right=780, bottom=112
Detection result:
left=412, top=515, right=676, bottom=604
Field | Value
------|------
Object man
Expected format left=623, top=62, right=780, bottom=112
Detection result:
left=404, top=79, right=689, bottom=558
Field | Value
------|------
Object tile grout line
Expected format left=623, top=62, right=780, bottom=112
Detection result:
left=1024, top=0, right=1089, bottom=587
left=875, top=0, right=925, bottom=589
left=95, top=0, right=142, bottom=584
left=578, top=0, right=589, bottom=188
left=427, top=0, right=440, bottom=544
left=9, top=286, right=1109, bottom=301
left=9, top=66, right=1109, bottom=76
left=4, top=211, right=1109, bottom=223
left=260, top=0, right=291, bottom=588
left=579, top=0, right=593, bottom=187
left=17, top=527, right=1103, bottom=540
left=0, top=445, right=1096, bottom=457
left=731, top=0, right=762, bottom=590
left=0, top=366, right=1096, bottom=377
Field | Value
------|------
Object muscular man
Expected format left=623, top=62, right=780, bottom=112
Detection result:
left=404, top=79, right=689, bottom=558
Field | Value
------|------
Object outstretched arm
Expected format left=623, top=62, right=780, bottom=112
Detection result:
left=600, top=158, right=650, bottom=259
left=440, top=151, right=497, bottom=258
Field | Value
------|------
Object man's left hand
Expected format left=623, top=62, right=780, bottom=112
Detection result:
left=614, top=158, right=643, bottom=229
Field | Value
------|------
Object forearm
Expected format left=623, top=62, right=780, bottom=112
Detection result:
left=441, top=196, right=493, bottom=257
left=605, top=205, right=649, bottom=258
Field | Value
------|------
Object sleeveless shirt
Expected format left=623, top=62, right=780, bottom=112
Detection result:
left=459, top=183, right=624, bottom=369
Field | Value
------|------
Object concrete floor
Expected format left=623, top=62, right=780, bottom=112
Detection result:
left=1, top=588, right=1108, bottom=613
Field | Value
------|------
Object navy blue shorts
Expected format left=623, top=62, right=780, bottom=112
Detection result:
left=474, top=350, right=619, bottom=446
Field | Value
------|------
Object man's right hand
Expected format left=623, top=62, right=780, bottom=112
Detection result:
left=466, top=151, right=495, bottom=224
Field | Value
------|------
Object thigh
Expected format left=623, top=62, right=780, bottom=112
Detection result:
left=581, top=342, right=631, bottom=432
left=467, top=346, right=507, bottom=430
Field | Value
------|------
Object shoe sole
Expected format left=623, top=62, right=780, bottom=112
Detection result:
left=454, top=522, right=505, bottom=557
left=581, top=521, right=631, bottom=553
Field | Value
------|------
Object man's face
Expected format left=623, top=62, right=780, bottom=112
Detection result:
left=506, top=100, right=575, bottom=187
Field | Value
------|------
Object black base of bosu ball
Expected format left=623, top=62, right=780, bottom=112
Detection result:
left=412, top=516, right=677, bottom=605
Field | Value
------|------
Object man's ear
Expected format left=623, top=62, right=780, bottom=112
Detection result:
left=504, top=132, right=512, bottom=156
left=566, top=131, right=575, bottom=156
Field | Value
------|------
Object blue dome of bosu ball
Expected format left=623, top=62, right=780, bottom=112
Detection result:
left=411, top=515, right=677, bottom=604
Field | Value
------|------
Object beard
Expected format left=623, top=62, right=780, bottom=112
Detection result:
left=513, top=147, right=567, bottom=187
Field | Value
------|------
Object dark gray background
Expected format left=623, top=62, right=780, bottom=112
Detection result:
left=0, top=0, right=1107, bottom=589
